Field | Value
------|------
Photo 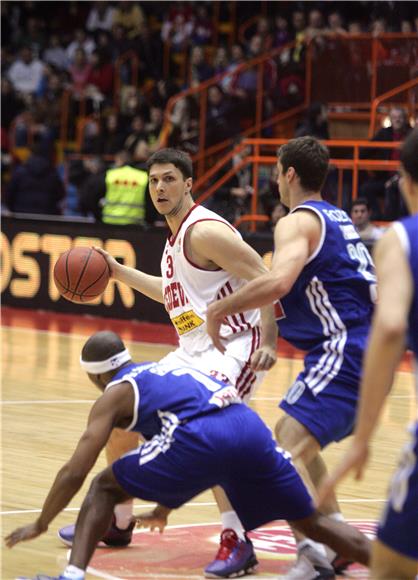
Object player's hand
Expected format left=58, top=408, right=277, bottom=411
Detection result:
left=93, top=247, right=120, bottom=278
left=250, top=345, right=277, bottom=371
left=135, top=509, right=167, bottom=534
left=5, top=520, right=47, bottom=548
left=206, top=303, right=226, bottom=354
left=317, top=439, right=370, bottom=508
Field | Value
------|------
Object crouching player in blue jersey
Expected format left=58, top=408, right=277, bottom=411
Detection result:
left=207, top=136, right=376, bottom=579
left=319, top=129, right=418, bottom=579
left=6, top=331, right=371, bottom=580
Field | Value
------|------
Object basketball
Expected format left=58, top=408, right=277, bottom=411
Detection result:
left=53, top=247, right=110, bottom=303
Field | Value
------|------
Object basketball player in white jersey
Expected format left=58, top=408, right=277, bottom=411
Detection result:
left=59, top=148, right=278, bottom=578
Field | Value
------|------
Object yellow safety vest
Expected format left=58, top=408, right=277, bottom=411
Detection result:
left=102, top=165, right=148, bottom=225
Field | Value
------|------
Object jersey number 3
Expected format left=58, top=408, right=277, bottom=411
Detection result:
left=165, top=255, right=174, bottom=279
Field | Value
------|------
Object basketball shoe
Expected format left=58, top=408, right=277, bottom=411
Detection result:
left=58, top=516, right=134, bottom=548
left=284, top=543, right=335, bottom=580
left=204, top=528, right=258, bottom=578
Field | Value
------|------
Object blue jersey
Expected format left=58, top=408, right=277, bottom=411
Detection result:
left=278, top=201, right=376, bottom=352
left=106, top=362, right=241, bottom=441
left=394, top=215, right=418, bottom=361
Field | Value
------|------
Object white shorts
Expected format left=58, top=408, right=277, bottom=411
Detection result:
left=160, top=327, right=264, bottom=402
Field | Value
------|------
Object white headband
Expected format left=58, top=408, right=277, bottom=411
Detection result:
left=80, top=349, right=131, bottom=374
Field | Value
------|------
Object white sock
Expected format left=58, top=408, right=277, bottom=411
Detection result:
left=114, top=501, right=134, bottom=529
left=298, top=538, right=327, bottom=558
left=62, top=565, right=85, bottom=580
left=221, top=511, right=246, bottom=541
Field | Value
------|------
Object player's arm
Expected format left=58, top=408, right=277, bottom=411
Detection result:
left=318, top=229, right=413, bottom=505
left=95, top=247, right=164, bottom=304
left=190, top=221, right=278, bottom=367
left=205, top=212, right=314, bottom=351
left=5, top=386, right=130, bottom=547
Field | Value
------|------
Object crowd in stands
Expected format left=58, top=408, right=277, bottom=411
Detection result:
left=1, top=1, right=417, bottom=226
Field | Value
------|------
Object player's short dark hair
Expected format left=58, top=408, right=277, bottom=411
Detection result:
left=146, top=148, right=193, bottom=180
left=277, top=136, right=329, bottom=192
left=82, top=331, right=126, bottom=362
left=400, top=128, right=418, bottom=183
left=351, top=197, right=370, bottom=211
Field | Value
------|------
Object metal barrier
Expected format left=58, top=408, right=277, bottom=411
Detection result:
left=195, top=138, right=403, bottom=232
left=369, top=77, right=418, bottom=138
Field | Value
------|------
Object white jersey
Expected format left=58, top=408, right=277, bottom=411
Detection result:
left=161, top=204, right=261, bottom=355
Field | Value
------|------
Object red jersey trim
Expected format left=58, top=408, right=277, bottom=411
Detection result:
left=182, top=218, right=237, bottom=272
left=168, top=204, right=199, bottom=247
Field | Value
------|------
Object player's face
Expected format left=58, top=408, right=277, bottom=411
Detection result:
left=276, top=160, right=290, bottom=206
left=148, top=163, right=192, bottom=217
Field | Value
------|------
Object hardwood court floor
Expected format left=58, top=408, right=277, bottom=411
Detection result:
left=1, top=308, right=415, bottom=580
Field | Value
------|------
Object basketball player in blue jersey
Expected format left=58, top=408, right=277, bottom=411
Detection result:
left=319, top=128, right=418, bottom=579
left=6, top=331, right=371, bottom=580
left=207, top=136, right=376, bottom=579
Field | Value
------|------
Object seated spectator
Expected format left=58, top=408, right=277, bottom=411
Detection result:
left=359, top=106, right=412, bottom=218
left=6, top=142, right=65, bottom=215
left=145, top=106, right=164, bottom=151
left=295, top=101, right=330, bottom=139
left=350, top=198, right=384, bottom=249
left=327, top=11, right=347, bottom=36
left=113, top=1, right=145, bottom=40
left=86, top=49, right=114, bottom=100
left=220, top=44, right=244, bottom=93
left=189, top=46, right=214, bottom=86
left=68, top=47, right=92, bottom=98
left=272, top=15, right=291, bottom=48
left=1, top=77, right=25, bottom=131
left=66, top=28, right=95, bottom=64
left=191, top=4, right=214, bottom=46
left=86, top=1, right=115, bottom=34
left=124, top=115, right=147, bottom=156
left=205, top=85, right=237, bottom=146
left=168, top=95, right=199, bottom=154
left=43, top=34, right=68, bottom=71
left=213, top=46, right=229, bottom=77
left=7, top=46, right=44, bottom=101
left=16, top=16, right=46, bottom=57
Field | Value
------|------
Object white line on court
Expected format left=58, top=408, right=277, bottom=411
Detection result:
left=2, top=324, right=174, bottom=349
left=1, top=497, right=387, bottom=516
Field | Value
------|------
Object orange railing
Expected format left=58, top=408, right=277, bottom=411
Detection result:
left=160, top=34, right=417, bottom=180
left=369, top=77, right=418, bottom=138
left=195, top=138, right=403, bottom=232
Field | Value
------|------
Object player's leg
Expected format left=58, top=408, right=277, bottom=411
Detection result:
left=290, top=511, right=371, bottom=567
left=58, top=428, right=140, bottom=547
left=164, top=341, right=260, bottom=579
left=65, top=466, right=134, bottom=579
left=371, top=540, right=417, bottom=579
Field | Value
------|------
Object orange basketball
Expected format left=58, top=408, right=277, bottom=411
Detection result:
left=53, top=247, right=110, bottom=303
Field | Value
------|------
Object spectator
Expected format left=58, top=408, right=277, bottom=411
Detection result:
left=254, top=17, right=273, bottom=51
left=86, top=1, right=115, bottom=34
left=112, top=1, right=145, bottom=40
left=145, top=106, right=164, bottom=151
left=124, top=115, right=147, bottom=156
left=295, top=101, right=330, bottom=139
left=191, top=4, right=214, bottom=46
left=66, top=29, right=95, bottom=64
left=6, top=142, right=65, bottom=215
left=220, top=43, right=244, bottom=94
left=16, top=17, right=46, bottom=57
left=327, top=11, right=347, bottom=35
left=68, top=47, right=92, bottom=98
left=43, top=34, right=68, bottom=71
left=290, top=10, right=306, bottom=63
left=350, top=198, right=384, bottom=248
left=1, top=77, right=25, bottom=130
left=360, top=106, right=412, bottom=218
left=168, top=95, right=199, bottom=154
left=189, top=46, right=214, bottom=86
left=205, top=85, right=237, bottom=146
left=78, top=149, right=150, bottom=225
left=86, top=49, right=114, bottom=100
left=213, top=46, right=229, bottom=77
left=7, top=46, right=44, bottom=99
left=272, top=15, right=291, bottom=48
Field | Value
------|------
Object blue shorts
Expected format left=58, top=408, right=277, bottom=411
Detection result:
left=112, top=404, right=315, bottom=531
left=279, top=335, right=365, bottom=448
left=377, top=423, right=418, bottom=560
